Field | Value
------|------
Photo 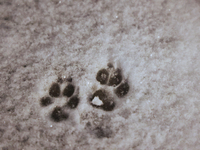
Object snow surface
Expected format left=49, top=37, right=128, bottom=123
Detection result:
left=1, top=0, right=200, bottom=149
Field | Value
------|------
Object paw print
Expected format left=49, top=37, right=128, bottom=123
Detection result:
left=89, top=63, right=129, bottom=111
left=40, top=77, right=79, bottom=122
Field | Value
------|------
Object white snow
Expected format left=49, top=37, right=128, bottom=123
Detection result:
left=91, top=97, right=103, bottom=106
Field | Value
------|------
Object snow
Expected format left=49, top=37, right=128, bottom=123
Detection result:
left=1, top=0, right=200, bottom=149
left=91, top=97, right=103, bottom=106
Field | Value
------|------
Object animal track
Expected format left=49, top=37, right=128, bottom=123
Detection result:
left=39, top=63, right=129, bottom=123
left=90, top=89, right=115, bottom=111
left=39, top=77, right=79, bottom=122
left=49, top=83, right=60, bottom=97
left=40, top=96, right=53, bottom=107
left=89, top=63, right=129, bottom=111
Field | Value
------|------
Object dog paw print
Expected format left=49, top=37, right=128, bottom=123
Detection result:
left=89, top=63, right=129, bottom=111
left=40, top=77, right=79, bottom=122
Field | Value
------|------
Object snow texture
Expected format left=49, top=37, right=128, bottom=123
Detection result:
left=1, top=0, right=200, bottom=149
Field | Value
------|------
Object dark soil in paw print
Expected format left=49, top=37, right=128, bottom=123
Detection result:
left=63, top=84, right=75, bottom=97
left=91, top=89, right=107, bottom=102
left=51, top=106, right=68, bottom=122
left=90, top=90, right=115, bottom=111
left=66, top=77, right=73, bottom=82
left=107, top=63, right=114, bottom=68
left=39, top=76, right=80, bottom=122
left=49, top=83, right=60, bottom=97
left=90, top=63, right=129, bottom=111
left=108, top=69, right=122, bottom=87
left=115, top=81, right=129, bottom=98
left=40, top=96, right=53, bottom=107
left=66, top=96, right=79, bottom=109
left=96, top=69, right=109, bottom=85
left=102, top=100, right=115, bottom=111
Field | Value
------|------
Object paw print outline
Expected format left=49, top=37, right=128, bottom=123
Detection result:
left=40, top=76, right=80, bottom=122
left=89, top=63, right=130, bottom=111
